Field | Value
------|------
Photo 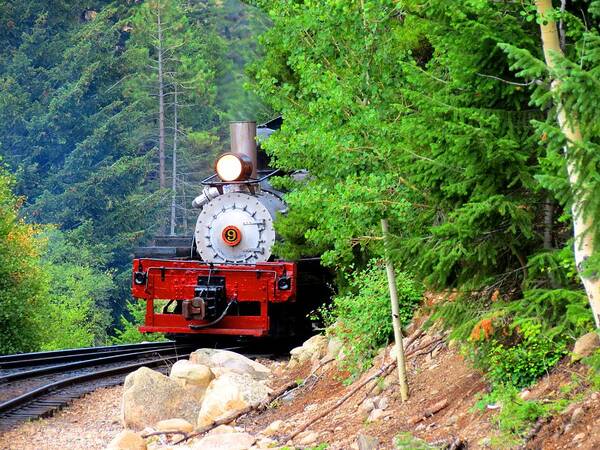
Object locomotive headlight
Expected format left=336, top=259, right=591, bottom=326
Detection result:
left=215, top=153, right=253, bottom=182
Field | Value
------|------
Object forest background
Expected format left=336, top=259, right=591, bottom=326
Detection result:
left=0, top=0, right=271, bottom=352
left=1, top=0, right=600, bottom=409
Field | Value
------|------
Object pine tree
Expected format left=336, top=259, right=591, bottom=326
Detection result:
left=251, top=0, right=544, bottom=293
left=125, top=0, right=225, bottom=234
left=501, top=0, right=600, bottom=325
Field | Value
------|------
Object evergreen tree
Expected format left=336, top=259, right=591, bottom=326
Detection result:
left=0, top=1, right=270, bottom=346
left=501, top=0, right=600, bottom=325
left=251, top=0, right=544, bottom=293
left=125, top=0, right=227, bottom=234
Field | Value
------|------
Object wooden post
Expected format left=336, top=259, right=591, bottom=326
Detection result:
left=381, top=218, right=409, bottom=401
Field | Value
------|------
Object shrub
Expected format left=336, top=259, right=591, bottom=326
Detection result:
left=111, top=299, right=165, bottom=344
left=433, top=288, right=593, bottom=388
left=329, top=260, right=422, bottom=376
left=0, top=170, right=46, bottom=353
left=474, top=384, right=551, bottom=447
left=485, top=320, right=566, bottom=387
left=37, top=229, right=115, bottom=350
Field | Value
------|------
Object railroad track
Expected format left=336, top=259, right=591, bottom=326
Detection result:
left=0, top=341, right=194, bottom=431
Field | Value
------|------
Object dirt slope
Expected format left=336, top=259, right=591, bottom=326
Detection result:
left=2, top=330, right=600, bottom=449
left=240, top=328, right=600, bottom=449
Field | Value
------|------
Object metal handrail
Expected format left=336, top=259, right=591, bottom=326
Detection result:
left=200, top=169, right=280, bottom=186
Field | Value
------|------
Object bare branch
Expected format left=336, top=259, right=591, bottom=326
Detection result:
left=476, top=72, right=540, bottom=86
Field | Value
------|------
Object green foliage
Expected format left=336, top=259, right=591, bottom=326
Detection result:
left=111, top=299, right=165, bottom=344
left=434, top=288, right=592, bottom=387
left=394, top=432, right=440, bottom=450
left=474, top=385, right=550, bottom=447
left=38, top=228, right=114, bottom=350
left=500, top=3, right=600, bottom=264
left=0, top=169, right=45, bottom=353
left=252, top=0, right=545, bottom=291
left=251, top=0, right=423, bottom=269
left=581, top=348, right=600, bottom=390
left=485, top=320, right=566, bottom=387
left=473, top=371, right=589, bottom=446
left=0, top=169, right=114, bottom=353
left=329, top=261, right=422, bottom=376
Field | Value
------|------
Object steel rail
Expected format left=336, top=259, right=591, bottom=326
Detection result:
left=0, top=345, right=195, bottom=383
left=0, top=343, right=275, bottom=430
left=0, top=350, right=193, bottom=429
left=0, top=341, right=178, bottom=367
left=0, top=344, right=180, bottom=370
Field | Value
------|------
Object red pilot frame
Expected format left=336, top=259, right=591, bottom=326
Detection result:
left=132, top=258, right=297, bottom=337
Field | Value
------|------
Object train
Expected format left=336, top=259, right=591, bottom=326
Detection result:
left=132, top=120, right=331, bottom=342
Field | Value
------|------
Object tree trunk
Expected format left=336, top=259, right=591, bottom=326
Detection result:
left=170, top=87, right=178, bottom=236
left=182, top=174, right=188, bottom=233
left=157, top=5, right=166, bottom=189
left=543, top=196, right=554, bottom=250
left=536, top=0, right=600, bottom=326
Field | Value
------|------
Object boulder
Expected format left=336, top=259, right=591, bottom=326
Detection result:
left=155, top=418, right=194, bottom=433
left=170, top=359, right=214, bottom=399
left=122, top=367, right=203, bottom=430
left=191, top=432, right=256, bottom=450
left=367, top=408, right=386, bottom=422
left=260, top=419, right=283, bottom=437
left=572, top=332, right=600, bottom=362
left=106, top=430, right=146, bottom=450
left=295, top=430, right=319, bottom=446
left=288, top=334, right=328, bottom=368
left=208, top=425, right=236, bottom=435
left=197, top=372, right=270, bottom=428
left=325, top=336, right=344, bottom=360
left=190, top=349, right=270, bottom=380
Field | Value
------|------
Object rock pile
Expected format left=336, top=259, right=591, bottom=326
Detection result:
left=108, top=335, right=342, bottom=450
left=287, top=333, right=344, bottom=370
left=121, top=349, right=271, bottom=432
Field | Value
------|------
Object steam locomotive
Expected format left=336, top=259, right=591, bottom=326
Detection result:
left=132, top=120, right=330, bottom=341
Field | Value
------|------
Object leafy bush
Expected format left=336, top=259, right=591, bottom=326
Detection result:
left=485, top=320, right=566, bottom=387
left=433, top=288, right=593, bottom=387
left=329, top=261, right=422, bottom=376
left=38, top=229, right=114, bottom=350
left=0, top=170, right=46, bottom=353
left=111, top=299, right=165, bottom=344
left=474, top=385, right=551, bottom=447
